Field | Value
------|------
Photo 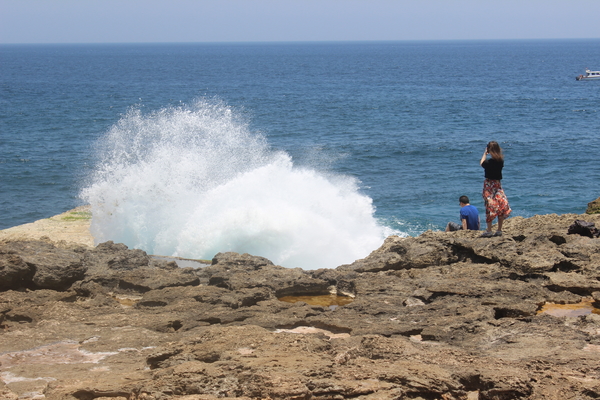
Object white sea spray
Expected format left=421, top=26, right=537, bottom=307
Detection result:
left=81, top=99, right=387, bottom=269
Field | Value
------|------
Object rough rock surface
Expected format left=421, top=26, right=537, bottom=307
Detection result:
left=1, top=213, right=600, bottom=399
left=0, top=206, right=94, bottom=248
left=587, top=197, right=600, bottom=214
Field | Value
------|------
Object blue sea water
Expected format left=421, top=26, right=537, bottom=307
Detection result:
left=1, top=40, right=599, bottom=268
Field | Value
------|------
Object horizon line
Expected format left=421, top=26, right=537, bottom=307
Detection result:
left=2, top=37, right=600, bottom=46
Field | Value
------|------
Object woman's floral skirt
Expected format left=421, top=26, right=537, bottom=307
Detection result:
left=482, top=179, right=511, bottom=223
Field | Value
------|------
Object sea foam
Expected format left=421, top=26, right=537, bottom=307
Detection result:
left=81, top=99, right=387, bottom=269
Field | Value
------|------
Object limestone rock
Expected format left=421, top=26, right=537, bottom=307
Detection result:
left=2, top=212, right=600, bottom=399
left=587, top=196, right=600, bottom=214
left=0, top=241, right=85, bottom=290
left=0, top=251, right=33, bottom=291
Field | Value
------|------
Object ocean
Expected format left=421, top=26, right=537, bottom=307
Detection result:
left=1, top=40, right=599, bottom=269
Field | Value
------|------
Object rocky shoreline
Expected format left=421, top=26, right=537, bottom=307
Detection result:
left=1, top=210, right=600, bottom=399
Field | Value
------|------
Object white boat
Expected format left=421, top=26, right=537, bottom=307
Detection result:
left=576, top=69, right=600, bottom=80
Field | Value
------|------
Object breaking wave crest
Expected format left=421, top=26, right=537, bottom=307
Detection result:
left=81, top=99, right=387, bottom=269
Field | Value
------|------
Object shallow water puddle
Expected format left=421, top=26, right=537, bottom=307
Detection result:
left=111, top=293, right=143, bottom=307
left=0, top=371, right=55, bottom=384
left=278, top=294, right=354, bottom=310
left=152, top=255, right=211, bottom=269
left=0, top=341, right=117, bottom=368
left=274, top=326, right=350, bottom=339
left=538, top=298, right=600, bottom=317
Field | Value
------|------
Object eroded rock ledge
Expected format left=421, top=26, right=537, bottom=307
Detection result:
left=1, top=213, right=600, bottom=400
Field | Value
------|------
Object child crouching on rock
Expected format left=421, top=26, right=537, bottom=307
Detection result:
left=446, top=195, right=480, bottom=232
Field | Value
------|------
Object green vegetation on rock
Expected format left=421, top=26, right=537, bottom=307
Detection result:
left=60, top=211, right=92, bottom=221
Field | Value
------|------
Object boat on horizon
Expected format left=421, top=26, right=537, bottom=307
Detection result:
left=576, top=69, right=600, bottom=80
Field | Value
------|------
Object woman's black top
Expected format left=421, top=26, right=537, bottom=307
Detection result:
left=482, top=158, right=503, bottom=180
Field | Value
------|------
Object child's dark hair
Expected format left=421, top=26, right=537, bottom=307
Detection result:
left=459, top=195, right=470, bottom=204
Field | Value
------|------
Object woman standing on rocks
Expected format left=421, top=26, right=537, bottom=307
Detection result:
left=480, top=141, right=511, bottom=237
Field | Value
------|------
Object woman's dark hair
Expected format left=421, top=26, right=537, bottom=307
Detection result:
left=487, top=141, right=504, bottom=161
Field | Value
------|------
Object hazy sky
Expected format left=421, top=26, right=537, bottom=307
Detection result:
left=1, top=0, right=599, bottom=44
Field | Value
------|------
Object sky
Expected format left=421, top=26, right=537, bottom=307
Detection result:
left=1, top=0, right=599, bottom=44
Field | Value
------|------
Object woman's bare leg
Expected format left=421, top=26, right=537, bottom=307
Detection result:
left=497, top=215, right=504, bottom=231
